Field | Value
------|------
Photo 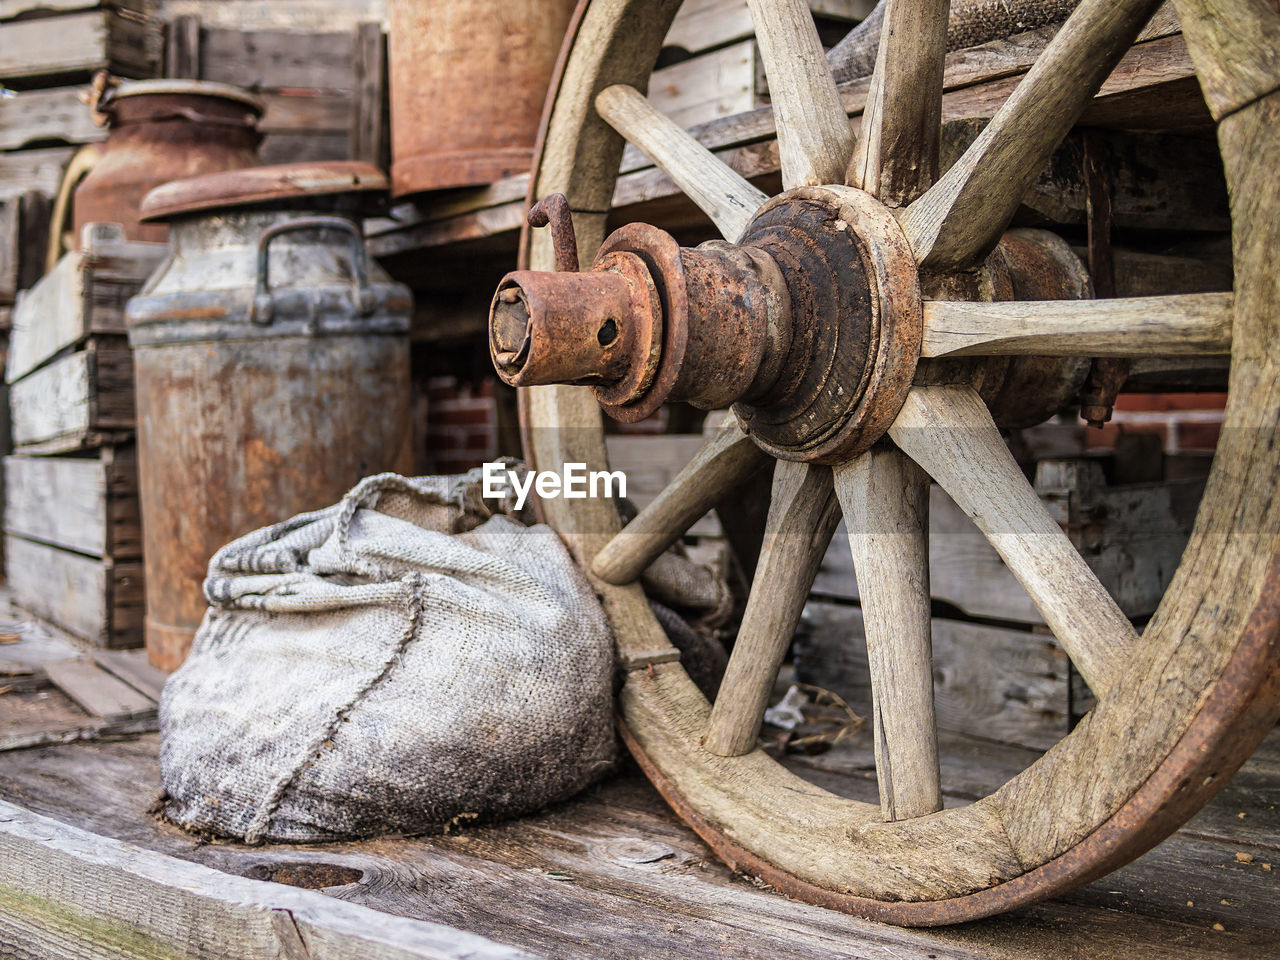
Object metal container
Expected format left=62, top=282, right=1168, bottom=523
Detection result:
left=74, top=78, right=264, bottom=247
left=127, top=162, right=413, bottom=671
left=387, top=0, right=577, bottom=196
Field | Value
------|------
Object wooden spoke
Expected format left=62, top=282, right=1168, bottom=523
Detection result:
left=703, top=461, right=840, bottom=757
left=834, top=448, right=941, bottom=821
left=889, top=385, right=1138, bottom=699
left=746, top=0, right=855, bottom=189
left=595, top=84, right=769, bottom=240
left=921, top=292, right=1235, bottom=358
left=898, top=0, right=1166, bottom=270
left=592, top=418, right=770, bottom=585
left=847, top=0, right=949, bottom=206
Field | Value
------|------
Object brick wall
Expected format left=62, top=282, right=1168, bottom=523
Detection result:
left=422, top=376, right=497, bottom=475
left=1085, top=393, right=1226, bottom=454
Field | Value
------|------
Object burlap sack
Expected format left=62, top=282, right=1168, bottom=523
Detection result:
left=159, top=467, right=616, bottom=844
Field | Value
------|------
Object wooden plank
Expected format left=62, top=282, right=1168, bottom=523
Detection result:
left=7, top=229, right=164, bottom=383
left=42, top=658, right=153, bottom=718
left=0, top=8, right=158, bottom=83
left=198, top=25, right=355, bottom=91
left=663, top=0, right=873, bottom=55
left=0, top=731, right=1277, bottom=958
left=650, top=38, right=759, bottom=128
left=0, top=198, right=18, bottom=305
left=0, top=800, right=536, bottom=960
left=258, top=130, right=351, bottom=165
left=10, top=337, right=134, bottom=447
left=0, top=714, right=157, bottom=752
left=164, top=12, right=200, bottom=78
left=4, top=448, right=140, bottom=558
left=0, top=147, right=74, bottom=202
left=158, top=0, right=387, bottom=32
left=0, top=85, right=105, bottom=151
left=0, top=1, right=154, bottom=19
left=350, top=21, right=388, bottom=168
left=91, top=648, right=165, bottom=701
left=5, top=535, right=143, bottom=647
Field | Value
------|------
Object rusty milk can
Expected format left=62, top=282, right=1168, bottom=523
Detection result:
left=126, top=162, right=414, bottom=671
left=74, top=78, right=264, bottom=246
left=388, top=0, right=577, bottom=195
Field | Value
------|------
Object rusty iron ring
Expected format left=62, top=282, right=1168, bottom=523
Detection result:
left=594, top=222, right=690, bottom=424
left=590, top=250, right=665, bottom=407
left=737, top=186, right=923, bottom=465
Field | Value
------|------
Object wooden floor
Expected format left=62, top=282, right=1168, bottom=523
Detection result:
left=1, top=715, right=1276, bottom=959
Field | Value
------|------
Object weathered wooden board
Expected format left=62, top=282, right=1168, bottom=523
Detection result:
left=5, top=534, right=142, bottom=647
left=4, top=447, right=140, bottom=557
left=0, top=729, right=1276, bottom=959
left=812, top=462, right=1204, bottom=624
left=664, top=0, right=872, bottom=55
left=197, top=25, right=355, bottom=91
left=0, top=800, right=532, bottom=960
left=91, top=647, right=165, bottom=701
left=42, top=658, right=153, bottom=718
left=0, top=8, right=159, bottom=84
left=796, top=603, right=1070, bottom=751
left=7, top=227, right=164, bottom=382
left=9, top=337, right=134, bottom=448
left=0, top=0, right=153, bottom=20
left=158, top=0, right=387, bottom=32
left=651, top=38, right=759, bottom=129
left=0, top=147, right=73, bottom=202
left=0, top=84, right=104, bottom=151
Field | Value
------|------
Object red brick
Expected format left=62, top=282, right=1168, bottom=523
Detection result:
left=1083, top=421, right=1167, bottom=450
left=1114, top=392, right=1228, bottom=413
left=1175, top=420, right=1222, bottom=452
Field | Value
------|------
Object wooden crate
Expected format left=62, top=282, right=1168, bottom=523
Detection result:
left=0, top=85, right=107, bottom=152
left=6, top=223, right=165, bottom=382
left=0, top=192, right=52, bottom=308
left=4, top=446, right=140, bottom=559
left=5, top=533, right=143, bottom=647
left=8, top=337, right=134, bottom=452
left=164, top=16, right=388, bottom=166
left=0, top=4, right=160, bottom=87
left=653, top=0, right=871, bottom=128
left=795, top=459, right=1205, bottom=749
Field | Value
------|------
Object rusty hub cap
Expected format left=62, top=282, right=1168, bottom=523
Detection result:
left=489, top=185, right=922, bottom=462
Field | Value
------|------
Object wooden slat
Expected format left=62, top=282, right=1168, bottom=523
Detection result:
left=920, top=292, right=1234, bottom=358
left=91, top=648, right=167, bottom=701
left=198, top=25, right=355, bottom=91
left=10, top=338, right=134, bottom=448
left=703, top=461, right=840, bottom=756
left=42, top=659, right=153, bottom=718
left=0, top=147, right=75, bottom=201
left=4, top=450, right=140, bottom=558
left=1173, top=0, right=1280, bottom=119
left=5, top=535, right=143, bottom=647
left=596, top=84, right=768, bottom=240
left=650, top=39, right=760, bottom=129
left=350, top=21, right=388, bottom=167
left=0, top=801, right=534, bottom=960
left=0, top=8, right=158, bottom=83
left=0, top=715, right=158, bottom=753
left=0, top=86, right=105, bottom=151
left=7, top=229, right=165, bottom=383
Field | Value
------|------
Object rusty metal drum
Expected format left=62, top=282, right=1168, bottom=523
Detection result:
left=74, top=79, right=263, bottom=247
left=387, top=0, right=577, bottom=196
left=126, top=162, right=413, bottom=671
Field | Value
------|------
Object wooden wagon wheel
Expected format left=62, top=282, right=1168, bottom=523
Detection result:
left=499, top=0, right=1280, bottom=924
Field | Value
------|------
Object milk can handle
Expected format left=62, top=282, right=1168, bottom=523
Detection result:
left=250, top=216, right=375, bottom=325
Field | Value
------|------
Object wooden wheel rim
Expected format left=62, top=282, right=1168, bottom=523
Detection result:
left=516, top=0, right=1280, bottom=923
